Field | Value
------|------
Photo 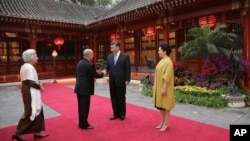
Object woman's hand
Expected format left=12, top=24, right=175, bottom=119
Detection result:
left=161, top=88, right=166, bottom=96
left=161, top=81, right=167, bottom=96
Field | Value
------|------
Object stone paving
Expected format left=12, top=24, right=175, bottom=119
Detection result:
left=0, top=78, right=250, bottom=130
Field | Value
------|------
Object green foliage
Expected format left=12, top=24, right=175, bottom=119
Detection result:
left=175, top=91, right=227, bottom=108
left=70, top=0, right=96, bottom=6
left=95, top=0, right=112, bottom=8
left=140, top=76, right=150, bottom=85
left=140, top=75, right=151, bottom=86
left=140, top=23, right=248, bottom=108
left=141, top=86, right=153, bottom=97
left=178, top=23, right=246, bottom=74
left=140, top=75, right=154, bottom=97
left=174, top=85, right=221, bottom=96
left=96, top=59, right=106, bottom=69
left=173, top=61, right=194, bottom=86
left=140, top=75, right=153, bottom=86
left=178, top=23, right=248, bottom=95
left=174, top=85, right=228, bottom=108
left=238, top=86, right=250, bottom=104
left=179, top=23, right=238, bottom=61
left=216, top=85, right=228, bottom=94
left=140, top=84, right=229, bottom=108
left=58, top=0, right=120, bottom=8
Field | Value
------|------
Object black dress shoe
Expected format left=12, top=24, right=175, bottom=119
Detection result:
left=109, top=115, right=119, bottom=120
left=33, top=134, right=49, bottom=139
left=80, top=125, right=94, bottom=130
left=120, top=116, right=125, bottom=121
left=12, top=134, right=26, bottom=141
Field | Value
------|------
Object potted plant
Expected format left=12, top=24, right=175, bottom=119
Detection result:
left=140, top=75, right=154, bottom=94
left=95, top=58, right=107, bottom=83
left=96, top=58, right=106, bottom=70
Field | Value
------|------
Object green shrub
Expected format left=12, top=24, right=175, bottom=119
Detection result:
left=141, top=86, right=153, bottom=97
left=174, top=90, right=227, bottom=108
left=96, top=59, right=106, bottom=69
left=174, top=85, right=227, bottom=108
left=174, top=85, right=221, bottom=97
left=141, top=85, right=228, bottom=108
left=238, top=86, right=250, bottom=104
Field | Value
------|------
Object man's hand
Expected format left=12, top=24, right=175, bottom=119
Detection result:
left=125, top=81, right=129, bottom=85
left=101, top=70, right=107, bottom=75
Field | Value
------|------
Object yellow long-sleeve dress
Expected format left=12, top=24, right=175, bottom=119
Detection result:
left=152, top=56, right=175, bottom=110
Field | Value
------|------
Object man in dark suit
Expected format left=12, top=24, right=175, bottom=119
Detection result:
left=106, top=41, right=131, bottom=121
left=74, top=49, right=106, bottom=129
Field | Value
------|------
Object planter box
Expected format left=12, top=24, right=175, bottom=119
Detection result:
left=225, top=95, right=246, bottom=108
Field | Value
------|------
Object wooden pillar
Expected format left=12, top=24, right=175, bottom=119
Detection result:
left=243, top=6, right=250, bottom=88
left=120, top=32, right=125, bottom=51
left=119, top=26, right=125, bottom=52
left=91, top=33, right=97, bottom=63
left=163, top=17, right=169, bottom=43
left=30, top=26, right=37, bottom=49
left=135, top=34, right=140, bottom=72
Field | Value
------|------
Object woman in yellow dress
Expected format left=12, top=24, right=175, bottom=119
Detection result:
left=152, top=42, right=175, bottom=132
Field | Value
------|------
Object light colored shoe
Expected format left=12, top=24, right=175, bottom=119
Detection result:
left=159, top=124, right=168, bottom=132
left=155, top=124, right=162, bottom=129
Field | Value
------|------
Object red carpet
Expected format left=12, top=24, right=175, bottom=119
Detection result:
left=0, top=83, right=229, bottom=141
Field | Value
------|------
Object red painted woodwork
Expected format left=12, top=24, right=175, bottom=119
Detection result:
left=142, top=27, right=156, bottom=37
left=198, top=15, right=216, bottom=27
left=243, top=7, right=250, bottom=88
left=110, top=33, right=120, bottom=41
left=0, top=1, right=246, bottom=85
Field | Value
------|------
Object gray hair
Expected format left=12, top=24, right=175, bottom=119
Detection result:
left=83, top=49, right=93, bottom=57
left=22, top=49, right=36, bottom=63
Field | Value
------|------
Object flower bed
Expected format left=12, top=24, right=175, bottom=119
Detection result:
left=174, top=85, right=228, bottom=108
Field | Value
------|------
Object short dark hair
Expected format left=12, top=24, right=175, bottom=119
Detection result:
left=110, top=41, right=120, bottom=47
left=159, top=42, right=172, bottom=56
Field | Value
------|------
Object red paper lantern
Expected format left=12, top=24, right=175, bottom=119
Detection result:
left=110, top=33, right=120, bottom=41
left=198, top=15, right=216, bottom=27
left=142, top=27, right=156, bottom=37
left=54, top=38, right=64, bottom=50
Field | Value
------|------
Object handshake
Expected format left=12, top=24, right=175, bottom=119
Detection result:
left=101, top=69, right=107, bottom=75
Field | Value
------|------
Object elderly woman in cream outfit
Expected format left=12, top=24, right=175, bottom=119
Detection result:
left=12, top=49, right=48, bottom=141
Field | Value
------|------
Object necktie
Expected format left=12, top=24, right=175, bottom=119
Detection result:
left=114, top=54, right=118, bottom=65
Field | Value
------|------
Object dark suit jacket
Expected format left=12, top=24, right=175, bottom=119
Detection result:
left=74, top=58, right=104, bottom=95
left=106, top=52, right=131, bottom=87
